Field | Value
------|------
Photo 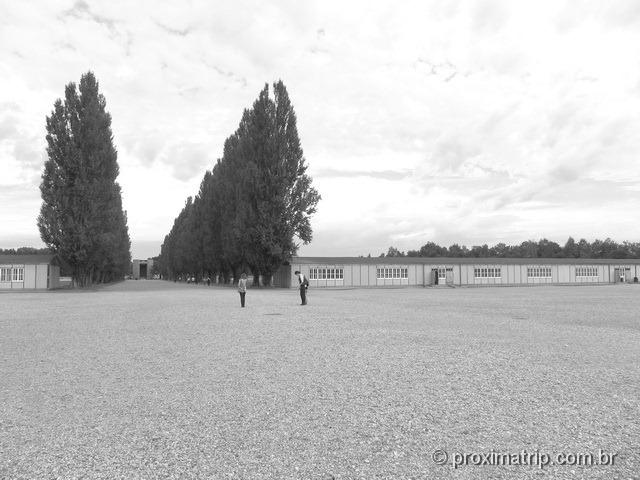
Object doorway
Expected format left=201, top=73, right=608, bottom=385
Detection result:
left=614, top=267, right=631, bottom=283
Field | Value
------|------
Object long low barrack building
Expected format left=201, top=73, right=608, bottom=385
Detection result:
left=275, top=257, right=640, bottom=288
left=0, top=254, right=61, bottom=290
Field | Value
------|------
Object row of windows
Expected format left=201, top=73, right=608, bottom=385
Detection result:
left=475, top=266, right=600, bottom=278
left=474, top=267, right=502, bottom=278
left=303, top=265, right=622, bottom=282
left=309, top=268, right=344, bottom=280
left=376, top=268, right=409, bottom=279
left=576, top=266, right=598, bottom=277
left=527, top=267, right=552, bottom=278
left=0, top=267, right=24, bottom=282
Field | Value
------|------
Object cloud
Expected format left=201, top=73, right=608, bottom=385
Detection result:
left=548, top=166, right=579, bottom=184
left=0, top=115, right=18, bottom=140
left=155, top=21, right=192, bottom=37
left=200, top=60, right=248, bottom=87
left=415, top=59, right=461, bottom=82
left=472, top=0, right=510, bottom=33
left=162, top=142, right=213, bottom=182
left=314, top=168, right=412, bottom=181
left=429, top=136, right=481, bottom=173
left=0, top=106, right=47, bottom=174
left=556, top=0, right=640, bottom=31
left=61, top=0, right=117, bottom=32
left=130, top=239, right=162, bottom=260
left=0, top=182, right=42, bottom=246
left=3, top=0, right=640, bottom=256
left=119, top=131, right=166, bottom=167
left=0, top=234, right=45, bottom=250
left=13, top=137, right=45, bottom=172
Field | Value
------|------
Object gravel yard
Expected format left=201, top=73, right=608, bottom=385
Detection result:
left=1, top=281, right=639, bottom=479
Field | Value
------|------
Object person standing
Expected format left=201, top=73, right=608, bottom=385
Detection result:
left=294, top=270, right=308, bottom=305
left=238, top=273, right=248, bottom=307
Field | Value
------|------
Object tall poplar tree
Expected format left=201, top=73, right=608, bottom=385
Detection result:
left=38, top=71, right=131, bottom=286
left=243, top=81, right=320, bottom=282
left=157, top=80, right=320, bottom=285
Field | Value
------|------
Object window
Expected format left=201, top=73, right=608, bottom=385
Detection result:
left=11, top=267, right=24, bottom=282
left=377, top=267, right=408, bottom=279
left=0, top=267, right=10, bottom=282
left=527, top=267, right=551, bottom=278
left=310, top=267, right=344, bottom=281
left=474, top=267, right=501, bottom=278
left=576, top=266, right=598, bottom=277
left=438, top=268, right=446, bottom=279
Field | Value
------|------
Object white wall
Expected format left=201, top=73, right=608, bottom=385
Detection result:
left=283, top=261, right=640, bottom=288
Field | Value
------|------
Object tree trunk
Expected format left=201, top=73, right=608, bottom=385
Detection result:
left=261, top=269, right=273, bottom=286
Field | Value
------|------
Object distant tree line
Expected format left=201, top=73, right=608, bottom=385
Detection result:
left=157, top=81, right=320, bottom=285
left=38, top=72, right=131, bottom=287
left=377, top=237, right=640, bottom=259
left=0, top=247, right=52, bottom=255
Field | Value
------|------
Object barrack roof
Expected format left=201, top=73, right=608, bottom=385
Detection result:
left=291, top=256, right=640, bottom=265
left=0, top=254, right=57, bottom=265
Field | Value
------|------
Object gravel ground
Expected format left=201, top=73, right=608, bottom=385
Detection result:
left=1, top=281, right=639, bottom=479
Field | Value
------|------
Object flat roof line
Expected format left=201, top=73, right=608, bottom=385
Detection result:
left=290, top=256, right=640, bottom=265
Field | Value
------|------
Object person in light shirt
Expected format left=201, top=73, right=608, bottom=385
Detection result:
left=237, top=273, right=248, bottom=307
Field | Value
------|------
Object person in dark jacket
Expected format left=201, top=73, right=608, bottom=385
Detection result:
left=294, top=270, right=308, bottom=305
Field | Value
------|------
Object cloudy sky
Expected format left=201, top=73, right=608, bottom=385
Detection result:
left=2, top=1, right=640, bottom=259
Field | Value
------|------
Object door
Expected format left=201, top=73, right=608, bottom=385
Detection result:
left=614, top=267, right=628, bottom=283
left=445, top=268, right=454, bottom=285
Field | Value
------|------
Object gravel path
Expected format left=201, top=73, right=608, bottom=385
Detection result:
left=1, top=281, right=639, bottom=479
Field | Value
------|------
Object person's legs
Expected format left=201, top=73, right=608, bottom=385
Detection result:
left=240, top=292, right=245, bottom=307
left=300, top=286, right=306, bottom=305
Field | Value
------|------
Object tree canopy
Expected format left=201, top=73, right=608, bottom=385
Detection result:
left=0, top=247, right=52, bottom=255
left=158, top=81, right=320, bottom=284
left=38, top=71, right=131, bottom=286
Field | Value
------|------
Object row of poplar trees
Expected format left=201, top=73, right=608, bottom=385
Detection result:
left=38, top=72, right=131, bottom=286
left=158, top=81, right=320, bottom=285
